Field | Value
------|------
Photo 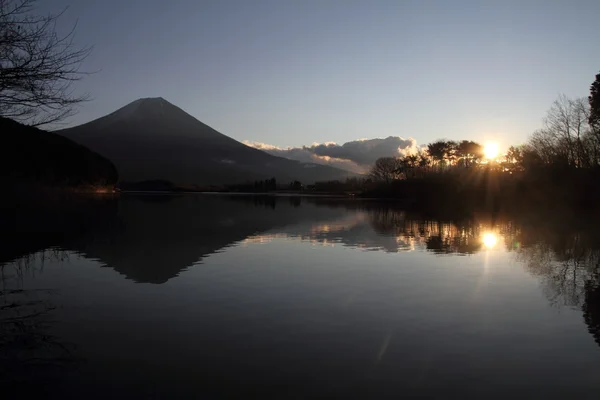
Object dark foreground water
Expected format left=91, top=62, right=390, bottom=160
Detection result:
left=2, top=194, right=600, bottom=399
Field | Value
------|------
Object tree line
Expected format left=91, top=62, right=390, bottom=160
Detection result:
left=369, top=71, right=600, bottom=182
left=369, top=139, right=486, bottom=182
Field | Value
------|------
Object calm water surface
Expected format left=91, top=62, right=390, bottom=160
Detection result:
left=2, top=194, right=600, bottom=399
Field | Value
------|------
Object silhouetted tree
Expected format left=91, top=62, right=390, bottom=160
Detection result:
left=369, top=157, right=401, bottom=183
left=446, top=140, right=458, bottom=164
left=289, top=180, right=302, bottom=191
left=0, top=0, right=92, bottom=126
left=587, top=72, right=600, bottom=164
left=427, top=140, right=455, bottom=169
left=404, top=154, right=419, bottom=178
left=528, top=95, right=592, bottom=168
left=521, top=145, right=546, bottom=170
left=427, top=141, right=444, bottom=168
left=418, top=150, right=432, bottom=171
left=456, top=140, right=483, bottom=167
left=253, top=180, right=266, bottom=192
left=503, top=145, right=525, bottom=172
left=313, top=177, right=370, bottom=193
left=589, top=71, right=600, bottom=128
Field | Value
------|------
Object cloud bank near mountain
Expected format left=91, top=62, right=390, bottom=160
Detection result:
left=244, top=136, right=419, bottom=174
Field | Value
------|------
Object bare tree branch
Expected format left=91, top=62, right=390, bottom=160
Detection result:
left=0, top=0, right=92, bottom=126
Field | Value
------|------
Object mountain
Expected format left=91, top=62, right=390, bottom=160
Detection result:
left=0, top=117, right=118, bottom=188
left=57, top=98, right=358, bottom=186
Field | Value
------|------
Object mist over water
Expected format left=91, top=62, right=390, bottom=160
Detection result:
left=2, top=195, right=600, bottom=399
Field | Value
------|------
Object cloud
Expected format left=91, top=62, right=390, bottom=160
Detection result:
left=308, top=136, right=418, bottom=165
left=243, top=136, right=419, bottom=173
left=243, top=141, right=366, bottom=173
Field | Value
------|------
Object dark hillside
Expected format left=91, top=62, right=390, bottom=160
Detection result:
left=1, top=117, right=118, bottom=188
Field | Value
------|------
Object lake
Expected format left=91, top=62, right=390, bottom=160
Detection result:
left=2, top=194, right=600, bottom=399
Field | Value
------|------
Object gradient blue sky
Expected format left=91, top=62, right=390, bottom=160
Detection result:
left=42, top=0, right=600, bottom=149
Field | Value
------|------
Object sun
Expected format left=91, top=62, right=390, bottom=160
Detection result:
left=483, top=142, right=499, bottom=159
left=482, top=232, right=498, bottom=249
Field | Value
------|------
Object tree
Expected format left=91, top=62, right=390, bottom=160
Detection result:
left=404, top=154, right=419, bottom=178
left=418, top=150, right=431, bottom=169
left=427, top=141, right=445, bottom=167
left=545, top=95, right=590, bottom=167
left=504, top=145, right=524, bottom=172
left=427, top=140, right=455, bottom=169
left=369, top=157, right=401, bottom=183
left=589, top=71, right=600, bottom=128
left=526, top=95, right=593, bottom=168
left=289, top=180, right=302, bottom=191
left=588, top=72, right=600, bottom=165
left=0, top=0, right=92, bottom=126
left=520, top=144, right=546, bottom=170
left=445, top=140, right=458, bottom=165
left=456, top=140, right=483, bottom=167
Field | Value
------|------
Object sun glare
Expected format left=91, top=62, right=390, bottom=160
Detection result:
left=482, top=232, right=498, bottom=249
left=483, top=142, right=499, bottom=159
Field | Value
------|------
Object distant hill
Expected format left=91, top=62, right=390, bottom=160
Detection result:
left=0, top=117, right=118, bottom=188
left=57, top=98, right=358, bottom=186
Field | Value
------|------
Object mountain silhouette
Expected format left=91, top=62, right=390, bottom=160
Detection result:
left=57, top=98, right=358, bottom=186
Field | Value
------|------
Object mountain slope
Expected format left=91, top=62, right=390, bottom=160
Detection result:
left=0, top=117, right=118, bottom=188
left=57, top=98, right=358, bottom=185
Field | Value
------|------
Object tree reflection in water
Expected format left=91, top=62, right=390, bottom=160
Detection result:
left=508, top=217, right=600, bottom=346
left=0, top=249, right=76, bottom=393
left=584, top=277, right=600, bottom=346
left=366, top=208, right=484, bottom=255
left=364, top=205, right=600, bottom=347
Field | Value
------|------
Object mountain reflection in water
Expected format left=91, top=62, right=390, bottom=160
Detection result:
left=2, top=194, right=600, bottom=399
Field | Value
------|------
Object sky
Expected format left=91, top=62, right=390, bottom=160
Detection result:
left=41, top=0, right=600, bottom=152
